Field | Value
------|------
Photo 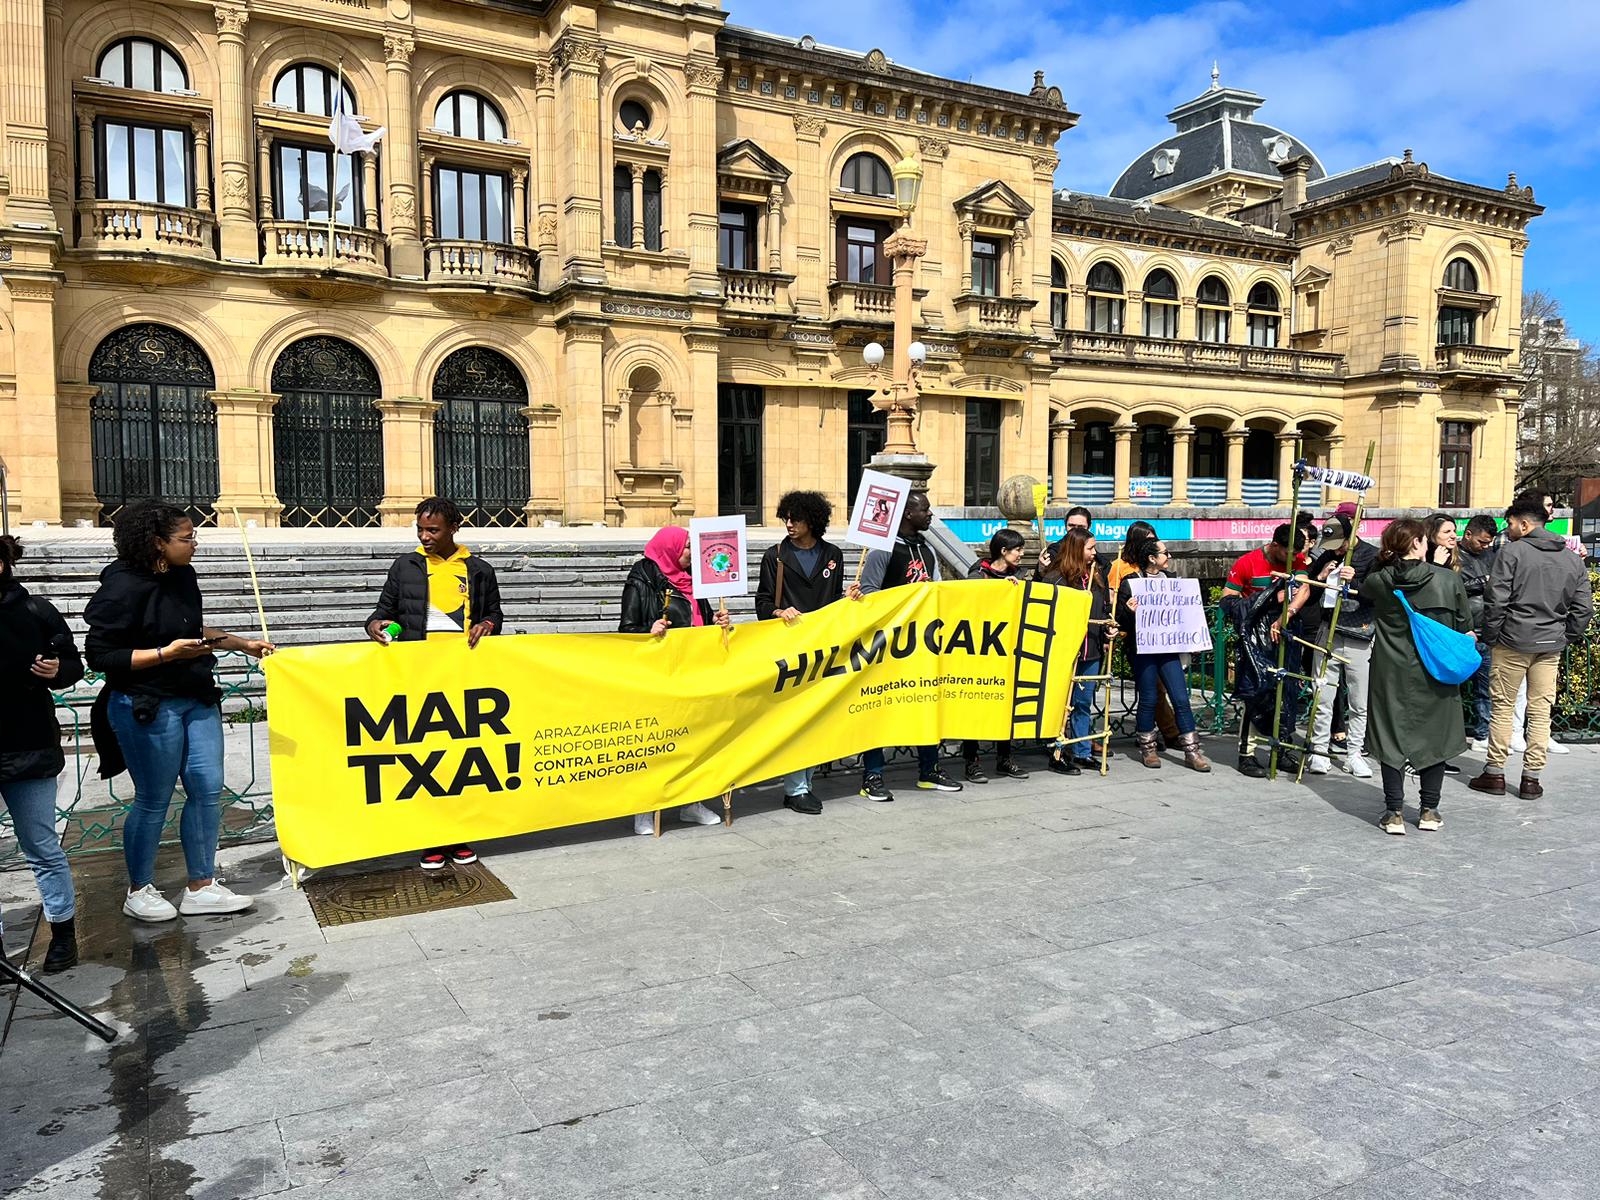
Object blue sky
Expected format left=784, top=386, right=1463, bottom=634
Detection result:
left=734, top=0, right=1600, bottom=344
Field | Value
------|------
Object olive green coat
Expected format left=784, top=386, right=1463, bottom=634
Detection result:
left=1361, top=559, right=1473, bottom=771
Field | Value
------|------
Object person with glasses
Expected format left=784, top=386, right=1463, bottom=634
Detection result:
left=1115, top=539, right=1210, bottom=772
left=84, top=502, right=273, bottom=923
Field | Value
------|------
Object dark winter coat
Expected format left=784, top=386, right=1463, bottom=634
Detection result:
left=1301, top=538, right=1380, bottom=643
left=1361, top=559, right=1471, bottom=771
left=365, top=549, right=505, bottom=642
left=1040, top=564, right=1111, bottom=665
left=0, top=582, right=84, bottom=782
left=1457, top=543, right=1498, bottom=633
left=618, top=557, right=713, bottom=633
left=1482, top=527, right=1592, bottom=654
left=84, top=562, right=218, bottom=701
left=754, top=538, right=845, bottom=619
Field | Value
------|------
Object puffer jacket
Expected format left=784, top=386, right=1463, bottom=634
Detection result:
left=364, top=548, right=504, bottom=642
left=0, top=581, right=85, bottom=782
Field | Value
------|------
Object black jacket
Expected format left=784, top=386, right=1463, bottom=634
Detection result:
left=619, top=557, right=713, bottom=633
left=755, top=538, right=845, bottom=619
left=966, top=560, right=1020, bottom=581
left=1041, top=565, right=1111, bottom=664
left=1301, top=538, right=1379, bottom=642
left=366, top=550, right=504, bottom=642
left=84, top=561, right=218, bottom=701
left=0, top=582, right=84, bottom=782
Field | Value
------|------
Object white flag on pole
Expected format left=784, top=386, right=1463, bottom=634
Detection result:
left=328, top=109, right=385, bottom=155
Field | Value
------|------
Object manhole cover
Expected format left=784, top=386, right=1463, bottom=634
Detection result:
left=303, top=862, right=514, bottom=928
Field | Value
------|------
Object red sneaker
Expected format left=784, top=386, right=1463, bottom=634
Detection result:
left=419, top=849, right=448, bottom=871
left=450, top=845, right=478, bottom=866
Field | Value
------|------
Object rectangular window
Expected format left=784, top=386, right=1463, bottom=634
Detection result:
left=846, top=390, right=886, bottom=505
left=1439, top=421, right=1473, bottom=507
left=1086, top=295, right=1123, bottom=335
left=1248, top=313, right=1280, bottom=347
left=1193, top=428, right=1224, bottom=478
left=273, top=142, right=357, bottom=224
left=1138, top=425, right=1172, bottom=477
left=1081, top=421, right=1112, bottom=476
left=838, top=219, right=888, bottom=284
left=435, top=167, right=511, bottom=242
left=1050, top=291, right=1068, bottom=333
left=642, top=169, right=663, bottom=252
left=717, top=384, right=764, bottom=519
left=718, top=203, right=757, bottom=271
left=97, top=118, right=191, bottom=206
left=1144, top=301, right=1179, bottom=340
left=1438, top=306, right=1476, bottom=346
left=612, top=165, right=633, bottom=246
left=964, top=400, right=1002, bottom=506
left=972, top=237, right=1001, bottom=296
left=1198, top=307, right=1230, bottom=343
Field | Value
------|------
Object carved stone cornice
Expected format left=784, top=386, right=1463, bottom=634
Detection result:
left=916, top=136, right=949, bottom=161
left=684, top=60, right=723, bottom=92
left=214, top=5, right=248, bottom=38
left=1379, top=218, right=1424, bottom=244
left=792, top=113, right=825, bottom=139
left=1031, top=153, right=1059, bottom=174
left=551, top=32, right=602, bottom=73
left=383, top=33, right=415, bottom=65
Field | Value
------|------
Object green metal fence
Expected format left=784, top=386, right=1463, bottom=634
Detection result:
left=0, top=652, right=275, bottom=869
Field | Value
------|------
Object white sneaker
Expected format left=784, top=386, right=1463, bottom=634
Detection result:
left=1468, top=737, right=1487, bottom=753
left=1510, top=734, right=1528, bottom=754
left=1307, top=754, right=1332, bottom=775
left=1547, top=739, right=1570, bottom=756
left=633, top=813, right=655, bottom=836
left=123, top=884, right=178, bottom=923
left=178, top=881, right=254, bottom=916
left=678, top=801, right=722, bottom=826
left=1346, top=755, right=1373, bottom=779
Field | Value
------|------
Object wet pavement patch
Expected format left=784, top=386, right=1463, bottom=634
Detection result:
left=302, top=862, right=514, bottom=928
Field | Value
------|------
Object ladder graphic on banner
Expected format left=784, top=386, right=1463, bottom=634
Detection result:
left=1009, top=582, right=1059, bottom=740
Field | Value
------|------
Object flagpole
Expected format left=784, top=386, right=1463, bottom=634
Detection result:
left=328, top=58, right=343, bottom=269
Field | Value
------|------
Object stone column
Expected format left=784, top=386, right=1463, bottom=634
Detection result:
left=683, top=55, right=722, bottom=289
left=256, top=133, right=273, bottom=222
left=4, top=0, right=56, bottom=225
left=213, top=5, right=255, bottom=260
left=1111, top=422, right=1135, bottom=504
left=1170, top=424, right=1194, bottom=506
left=561, top=321, right=607, bottom=522
left=1223, top=429, right=1248, bottom=508
left=522, top=404, right=564, bottom=524
left=1230, top=303, right=1248, bottom=345
left=1325, top=433, right=1345, bottom=473
left=957, top=219, right=974, bottom=293
left=1276, top=431, right=1299, bottom=508
left=553, top=31, right=603, bottom=273
left=1067, top=284, right=1086, bottom=332
left=629, top=162, right=645, bottom=249
left=6, top=276, right=63, bottom=522
left=374, top=395, right=440, bottom=526
left=685, top=331, right=720, bottom=516
left=511, top=166, right=528, bottom=246
left=55, top=383, right=99, bottom=525
left=766, top=184, right=782, bottom=273
left=75, top=111, right=95, bottom=201
left=419, top=152, right=435, bottom=238
left=193, top=123, right=213, bottom=212
left=210, top=389, right=283, bottom=526
left=532, top=54, right=558, bottom=287
left=43, top=0, right=68, bottom=227
left=1126, top=290, right=1144, bottom=341
left=360, top=152, right=379, bottom=232
left=1179, top=296, right=1197, bottom=342
left=791, top=113, right=825, bottom=316
left=383, top=31, right=423, bottom=277
left=1048, top=417, right=1072, bottom=502
left=656, top=391, right=675, bottom=468
left=608, top=393, right=631, bottom=469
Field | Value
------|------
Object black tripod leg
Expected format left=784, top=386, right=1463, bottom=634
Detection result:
left=0, top=955, right=118, bottom=1043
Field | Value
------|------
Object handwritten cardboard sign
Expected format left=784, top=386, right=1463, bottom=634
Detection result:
left=688, top=515, right=749, bottom=600
left=1128, top=576, right=1213, bottom=655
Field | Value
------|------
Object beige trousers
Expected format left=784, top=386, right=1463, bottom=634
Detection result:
left=1487, top=647, right=1560, bottom=775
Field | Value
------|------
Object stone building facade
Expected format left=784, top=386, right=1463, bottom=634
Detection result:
left=0, top=0, right=1541, bottom=527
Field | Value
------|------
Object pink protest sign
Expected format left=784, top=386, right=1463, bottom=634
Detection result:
left=687, top=515, right=749, bottom=600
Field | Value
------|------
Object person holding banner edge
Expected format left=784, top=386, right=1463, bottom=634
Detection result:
left=962, top=529, right=1030, bottom=784
left=754, top=491, right=858, bottom=814
left=1116, top=540, right=1210, bottom=772
left=364, top=497, right=503, bottom=872
left=619, top=525, right=732, bottom=834
left=1040, top=527, right=1114, bottom=775
left=858, top=490, right=963, bottom=800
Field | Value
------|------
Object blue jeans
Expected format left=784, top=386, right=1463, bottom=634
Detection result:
left=862, top=745, right=938, bottom=781
left=107, top=693, right=225, bottom=887
left=783, top=767, right=816, bottom=797
left=1, top=776, right=75, bottom=926
left=1132, top=653, right=1196, bottom=736
left=1069, top=658, right=1102, bottom=756
left=1470, top=651, right=1492, bottom=739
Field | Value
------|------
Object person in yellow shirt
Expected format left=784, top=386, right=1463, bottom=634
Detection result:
left=365, top=497, right=503, bottom=871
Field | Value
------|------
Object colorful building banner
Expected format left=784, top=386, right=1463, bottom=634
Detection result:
left=264, top=581, right=1090, bottom=868
left=945, top=518, right=1194, bottom=544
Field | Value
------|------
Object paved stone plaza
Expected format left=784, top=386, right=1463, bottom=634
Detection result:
left=4, top=742, right=1600, bottom=1199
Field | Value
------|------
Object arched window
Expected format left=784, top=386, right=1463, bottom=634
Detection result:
left=97, top=37, right=187, bottom=92
left=613, top=164, right=633, bottom=246
left=1443, top=257, right=1479, bottom=293
left=1049, top=259, right=1069, bottom=333
left=435, top=90, right=506, bottom=141
left=1247, top=282, right=1281, bottom=348
left=1085, top=262, right=1124, bottom=335
left=89, top=324, right=218, bottom=525
left=272, top=336, right=384, bottom=527
left=433, top=347, right=530, bottom=527
left=838, top=152, right=893, bottom=197
left=273, top=63, right=357, bottom=117
left=1143, top=268, right=1179, bottom=339
left=1197, top=275, right=1231, bottom=343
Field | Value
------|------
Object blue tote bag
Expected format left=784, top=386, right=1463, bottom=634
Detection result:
left=1396, top=591, right=1481, bottom=685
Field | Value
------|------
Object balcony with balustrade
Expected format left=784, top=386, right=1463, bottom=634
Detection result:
left=1434, top=343, right=1516, bottom=378
left=76, top=201, right=214, bottom=258
left=950, top=293, right=1037, bottom=344
left=1055, top=331, right=1347, bottom=379
left=719, top=268, right=796, bottom=328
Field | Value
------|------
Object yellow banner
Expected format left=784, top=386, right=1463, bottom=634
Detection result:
left=263, top=580, right=1088, bottom=867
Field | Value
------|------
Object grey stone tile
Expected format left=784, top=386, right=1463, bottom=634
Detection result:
left=1419, top=1091, right=1600, bottom=1196
left=154, top=1116, right=287, bottom=1200
left=262, top=1160, right=443, bottom=1200
left=736, top=946, right=928, bottom=1009
left=591, top=1138, right=886, bottom=1200
left=1319, top=1162, right=1478, bottom=1199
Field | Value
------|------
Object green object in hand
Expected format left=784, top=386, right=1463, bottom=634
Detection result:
left=382, top=622, right=402, bottom=641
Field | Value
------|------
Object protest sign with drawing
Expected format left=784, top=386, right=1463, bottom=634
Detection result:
left=688, top=515, right=749, bottom=600
left=845, top=469, right=912, bottom=554
left=1127, top=576, right=1213, bottom=655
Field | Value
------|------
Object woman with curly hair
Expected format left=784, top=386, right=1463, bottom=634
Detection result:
left=0, top=535, right=84, bottom=971
left=84, top=502, right=273, bottom=922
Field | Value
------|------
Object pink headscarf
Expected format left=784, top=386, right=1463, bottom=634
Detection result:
left=642, top=526, right=702, bottom=626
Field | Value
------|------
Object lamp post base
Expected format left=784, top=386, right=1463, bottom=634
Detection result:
left=867, top=452, right=937, bottom=494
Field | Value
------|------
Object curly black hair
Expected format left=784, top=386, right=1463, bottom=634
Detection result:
left=776, top=490, right=832, bottom=539
left=0, top=534, right=21, bottom=579
left=415, top=496, right=463, bottom=526
left=113, top=502, right=190, bottom=570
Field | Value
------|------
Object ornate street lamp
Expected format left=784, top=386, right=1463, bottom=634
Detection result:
left=863, top=152, right=930, bottom=459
